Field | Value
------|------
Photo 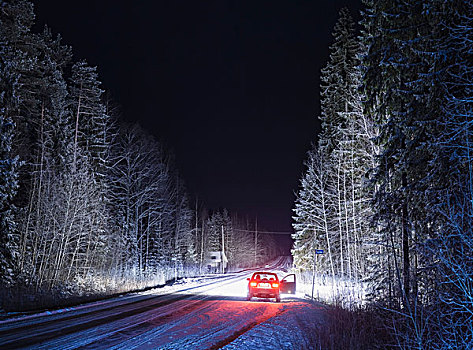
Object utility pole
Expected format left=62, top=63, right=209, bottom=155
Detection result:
left=200, top=219, right=204, bottom=275
left=254, top=217, right=258, bottom=267
left=174, top=176, right=179, bottom=282
left=221, top=225, right=225, bottom=274
left=195, top=197, right=199, bottom=273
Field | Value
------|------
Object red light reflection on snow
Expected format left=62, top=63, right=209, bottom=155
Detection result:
left=147, top=298, right=288, bottom=348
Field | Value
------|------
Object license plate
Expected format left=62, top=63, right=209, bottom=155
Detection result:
left=258, top=283, right=271, bottom=288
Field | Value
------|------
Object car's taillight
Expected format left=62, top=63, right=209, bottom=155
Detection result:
left=250, top=282, right=257, bottom=287
left=272, top=283, right=279, bottom=288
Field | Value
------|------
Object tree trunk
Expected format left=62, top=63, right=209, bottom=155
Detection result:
left=402, top=171, right=410, bottom=307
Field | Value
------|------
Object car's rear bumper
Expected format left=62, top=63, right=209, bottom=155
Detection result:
left=249, top=288, right=279, bottom=298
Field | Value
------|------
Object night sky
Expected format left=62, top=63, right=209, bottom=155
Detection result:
left=32, top=0, right=362, bottom=247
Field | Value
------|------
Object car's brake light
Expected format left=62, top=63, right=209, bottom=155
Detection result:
left=250, top=282, right=257, bottom=287
left=272, top=283, right=279, bottom=288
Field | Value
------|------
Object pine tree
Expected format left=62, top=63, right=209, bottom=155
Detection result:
left=293, top=8, right=364, bottom=286
left=206, top=211, right=224, bottom=253
left=61, top=60, right=112, bottom=283
left=422, top=1, right=473, bottom=346
left=171, top=175, right=194, bottom=274
left=69, top=61, right=106, bottom=169
left=293, top=147, right=336, bottom=282
left=361, top=0, right=473, bottom=346
left=0, top=0, right=200, bottom=295
left=319, top=8, right=362, bottom=279
left=0, top=71, right=20, bottom=286
left=362, top=0, right=429, bottom=309
left=0, top=0, right=36, bottom=285
left=319, top=8, right=359, bottom=154
left=19, top=28, right=72, bottom=282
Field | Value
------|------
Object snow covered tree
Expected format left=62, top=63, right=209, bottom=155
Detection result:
left=423, top=1, right=473, bottom=346
left=293, top=147, right=336, bottom=283
left=206, top=209, right=231, bottom=254
left=69, top=61, right=106, bottom=169
left=0, top=1, right=33, bottom=285
left=18, top=30, right=72, bottom=284
left=109, top=124, right=161, bottom=274
left=318, top=8, right=363, bottom=279
left=293, top=8, right=371, bottom=288
left=230, top=213, right=257, bottom=268
left=337, top=47, right=378, bottom=283
left=361, top=0, right=473, bottom=346
left=170, top=174, right=194, bottom=278
left=0, top=0, right=200, bottom=303
left=0, top=60, right=20, bottom=286
left=54, top=60, right=112, bottom=283
left=362, top=0, right=428, bottom=309
left=108, top=124, right=196, bottom=281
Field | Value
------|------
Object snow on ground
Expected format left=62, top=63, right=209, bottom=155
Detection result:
left=0, top=273, right=238, bottom=323
left=295, top=272, right=367, bottom=308
left=97, top=271, right=327, bottom=349
left=107, top=299, right=287, bottom=349
left=1, top=259, right=337, bottom=349
left=222, top=301, right=326, bottom=350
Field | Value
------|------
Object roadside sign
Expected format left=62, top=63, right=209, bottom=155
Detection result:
left=312, top=249, right=324, bottom=301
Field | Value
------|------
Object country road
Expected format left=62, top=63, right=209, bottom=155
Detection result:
left=0, top=259, right=325, bottom=349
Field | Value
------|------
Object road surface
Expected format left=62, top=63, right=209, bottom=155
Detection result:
left=0, top=259, right=325, bottom=349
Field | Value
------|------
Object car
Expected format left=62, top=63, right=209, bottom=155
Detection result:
left=246, top=272, right=296, bottom=302
left=247, top=272, right=280, bottom=302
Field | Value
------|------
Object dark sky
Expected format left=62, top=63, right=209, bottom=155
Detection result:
left=32, top=0, right=362, bottom=248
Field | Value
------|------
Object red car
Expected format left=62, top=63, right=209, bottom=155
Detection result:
left=246, top=272, right=296, bottom=302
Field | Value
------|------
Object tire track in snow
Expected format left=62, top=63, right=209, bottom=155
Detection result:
left=1, top=294, right=190, bottom=349
left=108, top=300, right=287, bottom=349
left=0, top=273, right=247, bottom=349
left=73, top=276, right=254, bottom=349
left=37, top=298, right=216, bottom=350
left=2, top=260, right=293, bottom=349
left=207, top=308, right=289, bottom=349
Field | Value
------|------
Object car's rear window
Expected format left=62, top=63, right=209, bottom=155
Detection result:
left=252, top=273, right=278, bottom=281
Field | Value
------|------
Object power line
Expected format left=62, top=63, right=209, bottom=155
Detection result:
left=232, top=228, right=293, bottom=235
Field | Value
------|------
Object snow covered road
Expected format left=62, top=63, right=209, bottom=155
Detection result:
left=0, top=266, right=325, bottom=349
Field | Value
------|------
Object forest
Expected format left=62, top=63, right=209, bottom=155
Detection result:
left=292, top=2, right=473, bottom=348
left=0, top=0, right=281, bottom=311
left=1, top=0, right=472, bottom=348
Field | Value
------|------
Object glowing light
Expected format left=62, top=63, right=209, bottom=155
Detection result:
left=250, top=282, right=257, bottom=287
left=272, top=283, right=279, bottom=288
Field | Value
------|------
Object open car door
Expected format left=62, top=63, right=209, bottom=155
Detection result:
left=279, top=274, right=296, bottom=294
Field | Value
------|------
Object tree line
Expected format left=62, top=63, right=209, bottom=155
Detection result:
left=293, top=2, right=473, bottom=348
left=0, top=0, right=279, bottom=307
